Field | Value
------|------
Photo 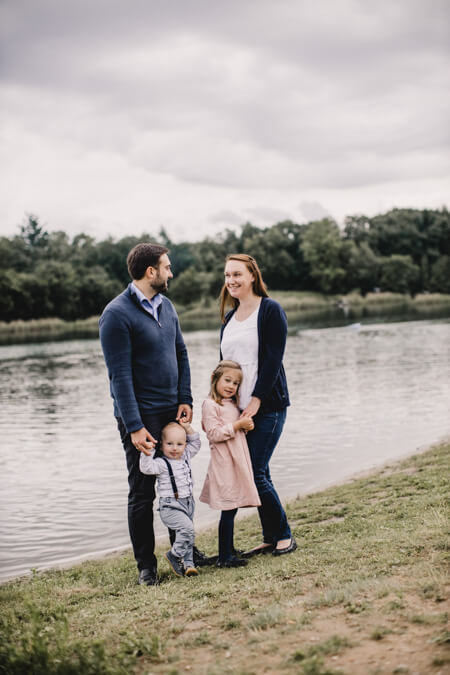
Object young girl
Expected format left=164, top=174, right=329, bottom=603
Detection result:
left=199, top=360, right=261, bottom=567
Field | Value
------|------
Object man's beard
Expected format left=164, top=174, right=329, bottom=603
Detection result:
left=151, top=276, right=168, bottom=294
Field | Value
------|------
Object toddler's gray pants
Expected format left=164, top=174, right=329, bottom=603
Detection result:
left=159, top=496, right=195, bottom=567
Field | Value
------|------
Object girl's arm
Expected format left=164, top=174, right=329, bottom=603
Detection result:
left=201, top=399, right=236, bottom=443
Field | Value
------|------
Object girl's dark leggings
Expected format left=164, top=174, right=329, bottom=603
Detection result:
left=218, top=508, right=238, bottom=561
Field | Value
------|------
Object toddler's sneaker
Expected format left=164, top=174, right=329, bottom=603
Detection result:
left=184, top=565, right=199, bottom=577
left=165, top=550, right=184, bottom=577
left=216, top=556, right=248, bottom=568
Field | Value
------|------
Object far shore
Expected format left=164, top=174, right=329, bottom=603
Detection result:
left=1, top=290, right=450, bottom=345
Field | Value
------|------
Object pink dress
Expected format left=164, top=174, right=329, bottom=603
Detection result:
left=199, top=397, right=261, bottom=510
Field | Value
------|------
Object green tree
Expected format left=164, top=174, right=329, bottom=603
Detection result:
left=75, top=266, right=122, bottom=317
left=34, top=260, right=79, bottom=319
left=44, top=231, right=72, bottom=262
left=192, top=227, right=244, bottom=297
left=96, top=235, right=144, bottom=286
left=379, top=255, right=421, bottom=294
left=19, top=214, right=49, bottom=252
left=0, top=269, right=20, bottom=320
left=168, top=268, right=214, bottom=306
left=345, top=241, right=380, bottom=294
left=0, top=234, right=30, bottom=271
left=242, top=221, right=307, bottom=290
left=367, top=209, right=425, bottom=263
left=301, top=219, right=347, bottom=293
left=71, top=233, right=98, bottom=269
left=343, top=214, right=371, bottom=246
left=1, top=207, right=450, bottom=323
left=429, top=256, right=450, bottom=293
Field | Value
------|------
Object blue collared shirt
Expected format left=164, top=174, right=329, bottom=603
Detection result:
left=130, top=282, right=162, bottom=323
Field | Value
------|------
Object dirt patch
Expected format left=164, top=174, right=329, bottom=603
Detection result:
left=158, top=580, right=449, bottom=674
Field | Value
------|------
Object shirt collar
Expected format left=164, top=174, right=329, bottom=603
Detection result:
left=130, top=282, right=162, bottom=310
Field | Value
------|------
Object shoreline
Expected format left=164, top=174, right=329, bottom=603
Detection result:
left=2, top=436, right=446, bottom=586
left=2, top=441, right=448, bottom=674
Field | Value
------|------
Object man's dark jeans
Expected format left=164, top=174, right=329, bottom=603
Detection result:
left=117, top=408, right=178, bottom=572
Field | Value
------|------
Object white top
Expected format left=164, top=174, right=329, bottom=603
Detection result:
left=221, top=307, right=259, bottom=410
left=139, top=433, right=201, bottom=498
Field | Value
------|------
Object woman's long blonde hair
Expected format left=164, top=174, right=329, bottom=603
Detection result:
left=219, top=254, right=268, bottom=322
left=210, top=360, right=243, bottom=405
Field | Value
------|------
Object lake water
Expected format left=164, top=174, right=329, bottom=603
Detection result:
left=1, top=318, right=449, bottom=582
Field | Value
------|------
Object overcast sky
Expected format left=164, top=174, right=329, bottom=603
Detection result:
left=1, top=0, right=449, bottom=242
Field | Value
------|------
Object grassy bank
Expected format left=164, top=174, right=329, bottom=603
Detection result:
left=1, top=292, right=450, bottom=344
left=0, top=316, right=101, bottom=345
left=1, top=443, right=449, bottom=674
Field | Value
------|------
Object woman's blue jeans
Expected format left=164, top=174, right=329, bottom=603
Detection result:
left=246, top=408, right=291, bottom=544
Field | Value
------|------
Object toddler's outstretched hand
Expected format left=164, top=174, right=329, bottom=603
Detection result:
left=178, top=417, right=195, bottom=435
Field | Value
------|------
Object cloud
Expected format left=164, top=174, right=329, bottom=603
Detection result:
left=0, top=0, right=448, bottom=239
left=209, top=210, right=244, bottom=226
left=244, top=206, right=293, bottom=225
left=300, top=202, right=331, bottom=223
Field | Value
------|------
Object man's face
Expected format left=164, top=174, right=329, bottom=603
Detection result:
left=151, top=253, right=173, bottom=293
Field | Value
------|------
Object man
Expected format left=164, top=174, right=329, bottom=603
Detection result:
left=100, top=242, right=201, bottom=585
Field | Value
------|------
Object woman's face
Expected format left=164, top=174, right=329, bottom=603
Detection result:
left=224, top=260, right=255, bottom=300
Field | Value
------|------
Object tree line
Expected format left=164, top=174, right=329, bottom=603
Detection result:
left=0, top=207, right=449, bottom=322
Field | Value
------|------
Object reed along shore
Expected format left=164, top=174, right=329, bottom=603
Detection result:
left=1, top=291, right=450, bottom=344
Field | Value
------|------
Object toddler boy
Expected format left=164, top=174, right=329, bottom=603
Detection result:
left=140, top=418, right=200, bottom=577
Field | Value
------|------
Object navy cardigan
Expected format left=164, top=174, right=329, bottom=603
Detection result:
left=220, top=296, right=290, bottom=412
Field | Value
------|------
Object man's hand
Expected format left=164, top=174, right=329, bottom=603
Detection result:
left=131, top=427, right=157, bottom=456
left=240, top=396, right=261, bottom=419
left=176, top=404, right=193, bottom=423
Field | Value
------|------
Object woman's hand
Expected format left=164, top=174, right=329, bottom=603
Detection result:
left=240, top=397, right=261, bottom=419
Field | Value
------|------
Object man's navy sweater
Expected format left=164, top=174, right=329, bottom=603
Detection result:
left=99, top=285, right=192, bottom=433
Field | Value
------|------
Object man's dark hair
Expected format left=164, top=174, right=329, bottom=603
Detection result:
left=127, top=243, right=169, bottom=280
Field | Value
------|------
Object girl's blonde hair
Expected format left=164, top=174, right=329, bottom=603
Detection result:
left=219, top=253, right=269, bottom=322
left=210, top=360, right=243, bottom=405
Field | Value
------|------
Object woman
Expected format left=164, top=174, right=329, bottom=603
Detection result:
left=219, top=253, right=296, bottom=556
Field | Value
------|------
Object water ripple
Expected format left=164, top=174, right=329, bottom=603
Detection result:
left=0, top=321, right=449, bottom=581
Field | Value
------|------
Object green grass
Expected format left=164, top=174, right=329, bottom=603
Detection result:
left=291, top=634, right=351, bottom=661
left=1, top=443, right=449, bottom=674
left=0, top=316, right=101, bottom=344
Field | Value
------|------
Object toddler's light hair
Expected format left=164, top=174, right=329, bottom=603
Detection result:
left=161, top=421, right=186, bottom=440
left=210, top=360, right=243, bottom=405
